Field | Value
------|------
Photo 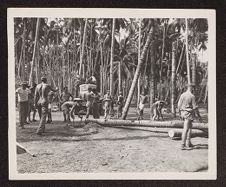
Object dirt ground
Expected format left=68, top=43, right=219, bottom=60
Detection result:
left=16, top=107, right=208, bottom=173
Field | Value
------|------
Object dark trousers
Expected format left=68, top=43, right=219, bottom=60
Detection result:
left=47, top=110, right=52, bottom=122
left=92, top=102, right=100, bottom=119
left=18, top=101, right=28, bottom=127
left=36, top=102, right=48, bottom=134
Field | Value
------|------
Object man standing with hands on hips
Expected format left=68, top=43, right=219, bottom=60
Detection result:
left=178, top=83, right=202, bottom=150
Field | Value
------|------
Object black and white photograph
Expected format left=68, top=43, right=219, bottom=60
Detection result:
left=8, top=8, right=216, bottom=180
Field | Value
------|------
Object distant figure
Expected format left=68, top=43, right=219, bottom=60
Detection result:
left=178, top=83, right=202, bottom=150
left=86, top=76, right=97, bottom=85
left=151, top=100, right=166, bottom=121
left=47, top=91, right=55, bottom=123
left=117, top=91, right=124, bottom=118
left=16, top=82, right=31, bottom=129
left=137, top=92, right=148, bottom=120
left=61, top=99, right=83, bottom=125
left=34, top=77, right=58, bottom=135
left=103, top=90, right=112, bottom=119
left=60, top=86, right=73, bottom=122
left=92, top=89, right=101, bottom=119
left=28, top=83, right=37, bottom=122
left=85, top=87, right=95, bottom=119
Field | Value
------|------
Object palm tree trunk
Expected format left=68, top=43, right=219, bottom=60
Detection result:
left=159, top=22, right=166, bottom=99
left=185, top=18, right=191, bottom=85
left=29, top=18, right=40, bottom=87
left=191, top=53, right=196, bottom=85
left=118, top=61, right=122, bottom=93
left=171, top=41, right=176, bottom=117
left=137, top=18, right=142, bottom=108
left=122, top=23, right=155, bottom=120
left=110, top=18, right=116, bottom=96
left=149, top=42, right=155, bottom=119
left=176, top=43, right=185, bottom=74
left=79, top=18, right=88, bottom=78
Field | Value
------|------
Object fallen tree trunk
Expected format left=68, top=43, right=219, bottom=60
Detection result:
left=85, top=119, right=208, bottom=130
left=168, top=129, right=208, bottom=139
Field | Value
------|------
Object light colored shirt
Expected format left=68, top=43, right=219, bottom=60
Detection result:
left=178, top=90, right=197, bottom=111
left=16, top=87, right=31, bottom=102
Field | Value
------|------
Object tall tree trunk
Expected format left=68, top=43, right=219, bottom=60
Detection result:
left=137, top=18, right=142, bottom=108
left=79, top=18, right=88, bottom=78
left=171, top=41, right=176, bottom=117
left=191, top=53, right=196, bottom=85
left=159, top=22, right=166, bottom=99
left=19, top=20, right=27, bottom=81
left=176, top=43, right=185, bottom=74
left=122, top=23, right=155, bottom=120
left=100, top=46, right=104, bottom=94
left=185, top=18, right=191, bottom=85
left=29, top=18, right=40, bottom=87
left=118, top=61, right=122, bottom=94
left=110, top=18, right=116, bottom=96
left=149, top=42, right=155, bottom=119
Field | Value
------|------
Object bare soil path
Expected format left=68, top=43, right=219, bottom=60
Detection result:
left=16, top=107, right=208, bottom=173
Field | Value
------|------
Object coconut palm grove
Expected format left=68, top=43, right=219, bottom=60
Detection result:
left=14, top=17, right=209, bottom=173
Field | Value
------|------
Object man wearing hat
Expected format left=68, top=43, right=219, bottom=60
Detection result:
left=178, top=83, right=202, bottom=150
left=34, top=77, right=58, bottom=135
left=16, top=81, right=31, bottom=129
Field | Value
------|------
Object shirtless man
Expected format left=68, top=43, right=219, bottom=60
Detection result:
left=28, top=83, right=37, bottom=122
left=137, top=92, right=148, bottom=120
left=85, top=87, right=95, bottom=119
left=103, top=90, right=112, bottom=119
left=117, top=91, right=124, bottom=118
left=61, top=99, right=83, bottom=125
left=60, top=86, right=73, bottom=122
left=151, top=100, right=166, bottom=121
left=34, top=77, right=58, bottom=135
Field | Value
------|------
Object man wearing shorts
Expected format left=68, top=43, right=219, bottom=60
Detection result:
left=137, top=92, right=148, bottom=120
left=178, top=83, right=202, bottom=150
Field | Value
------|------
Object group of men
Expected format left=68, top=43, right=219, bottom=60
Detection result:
left=16, top=77, right=203, bottom=150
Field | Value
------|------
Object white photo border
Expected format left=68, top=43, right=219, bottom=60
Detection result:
left=8, top=8, right=216, bottom=180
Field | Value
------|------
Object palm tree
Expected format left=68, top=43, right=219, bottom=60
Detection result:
left=29, top=18, right=40, bottom=87
left=122, top=19, right=155, bottom=119
left=79, top=18, right=88, bottom=79
left=110, top=18, right=116, bottom=96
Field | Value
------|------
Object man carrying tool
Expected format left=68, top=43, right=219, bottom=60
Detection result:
left=178, top=83, right=202, bottom=150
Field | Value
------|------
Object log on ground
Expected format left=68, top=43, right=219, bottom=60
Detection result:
left=85, top=119, right=208, bottom=130
left=168, top=129, right=208, bottom=139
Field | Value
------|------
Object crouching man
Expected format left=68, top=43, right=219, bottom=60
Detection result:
left=61, top=99, right=83, bottom=126
left=151, top=100, right=166, bottom=121
left=178, top=83, right=202, bottom=150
